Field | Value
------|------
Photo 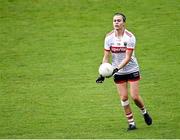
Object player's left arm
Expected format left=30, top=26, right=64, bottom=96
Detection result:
left=114, top=35, right=135, bottom=71
left=117, top=49, right=133, bottom=69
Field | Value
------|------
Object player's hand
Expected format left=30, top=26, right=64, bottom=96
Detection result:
left=112, top=68, right=119, bottom=75
left=96, top=75, right=105, bottom=83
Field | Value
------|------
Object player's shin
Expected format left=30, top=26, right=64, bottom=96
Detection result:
left=121, top=100, right=135, bottom=126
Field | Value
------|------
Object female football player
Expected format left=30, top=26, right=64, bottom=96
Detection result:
left=96, top=13, right=152, bottom=130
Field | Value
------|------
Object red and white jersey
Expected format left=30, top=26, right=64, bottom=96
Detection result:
left=104, top=29, right=139, bottom=75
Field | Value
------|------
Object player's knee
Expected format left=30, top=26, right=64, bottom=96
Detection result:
left=120, top=95, right=128, bottom=101
left=121, top=99, right=129, bottom=107
left=131, top=95, right=139, bottom=102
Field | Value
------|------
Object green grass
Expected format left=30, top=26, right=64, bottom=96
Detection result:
left=0, top=0, right=180, bottom=138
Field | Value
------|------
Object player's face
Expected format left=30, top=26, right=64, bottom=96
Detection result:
left=113, top=15, right=125, bottom=30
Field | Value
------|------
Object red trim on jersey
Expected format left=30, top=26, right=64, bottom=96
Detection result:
left=126, top=48, right=134, bottom=50
left=125, top=31, right=132, bottom=37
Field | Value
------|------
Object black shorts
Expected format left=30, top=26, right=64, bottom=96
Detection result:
left=114, top=71, right=140, bottom=84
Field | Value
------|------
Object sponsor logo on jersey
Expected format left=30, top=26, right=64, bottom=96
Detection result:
left=110, top=46, right=126, bottom=53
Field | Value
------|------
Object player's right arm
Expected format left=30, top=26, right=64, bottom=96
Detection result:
left=102, top=34, right=111, bottom=63
left=96, top=33, right=112, bottom=83
left=102, top=50, right=111, bottom=63
left=96, top=50, right=110, bottom=83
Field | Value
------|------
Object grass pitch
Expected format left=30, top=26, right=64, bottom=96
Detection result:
left=0, top=0, right=180, bottom=138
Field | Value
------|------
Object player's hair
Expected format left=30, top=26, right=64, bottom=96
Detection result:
left=114, top=12, right=126, bottom=22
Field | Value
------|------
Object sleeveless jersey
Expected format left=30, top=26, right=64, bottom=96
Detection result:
left=104, top=29, right=139, bottom=75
